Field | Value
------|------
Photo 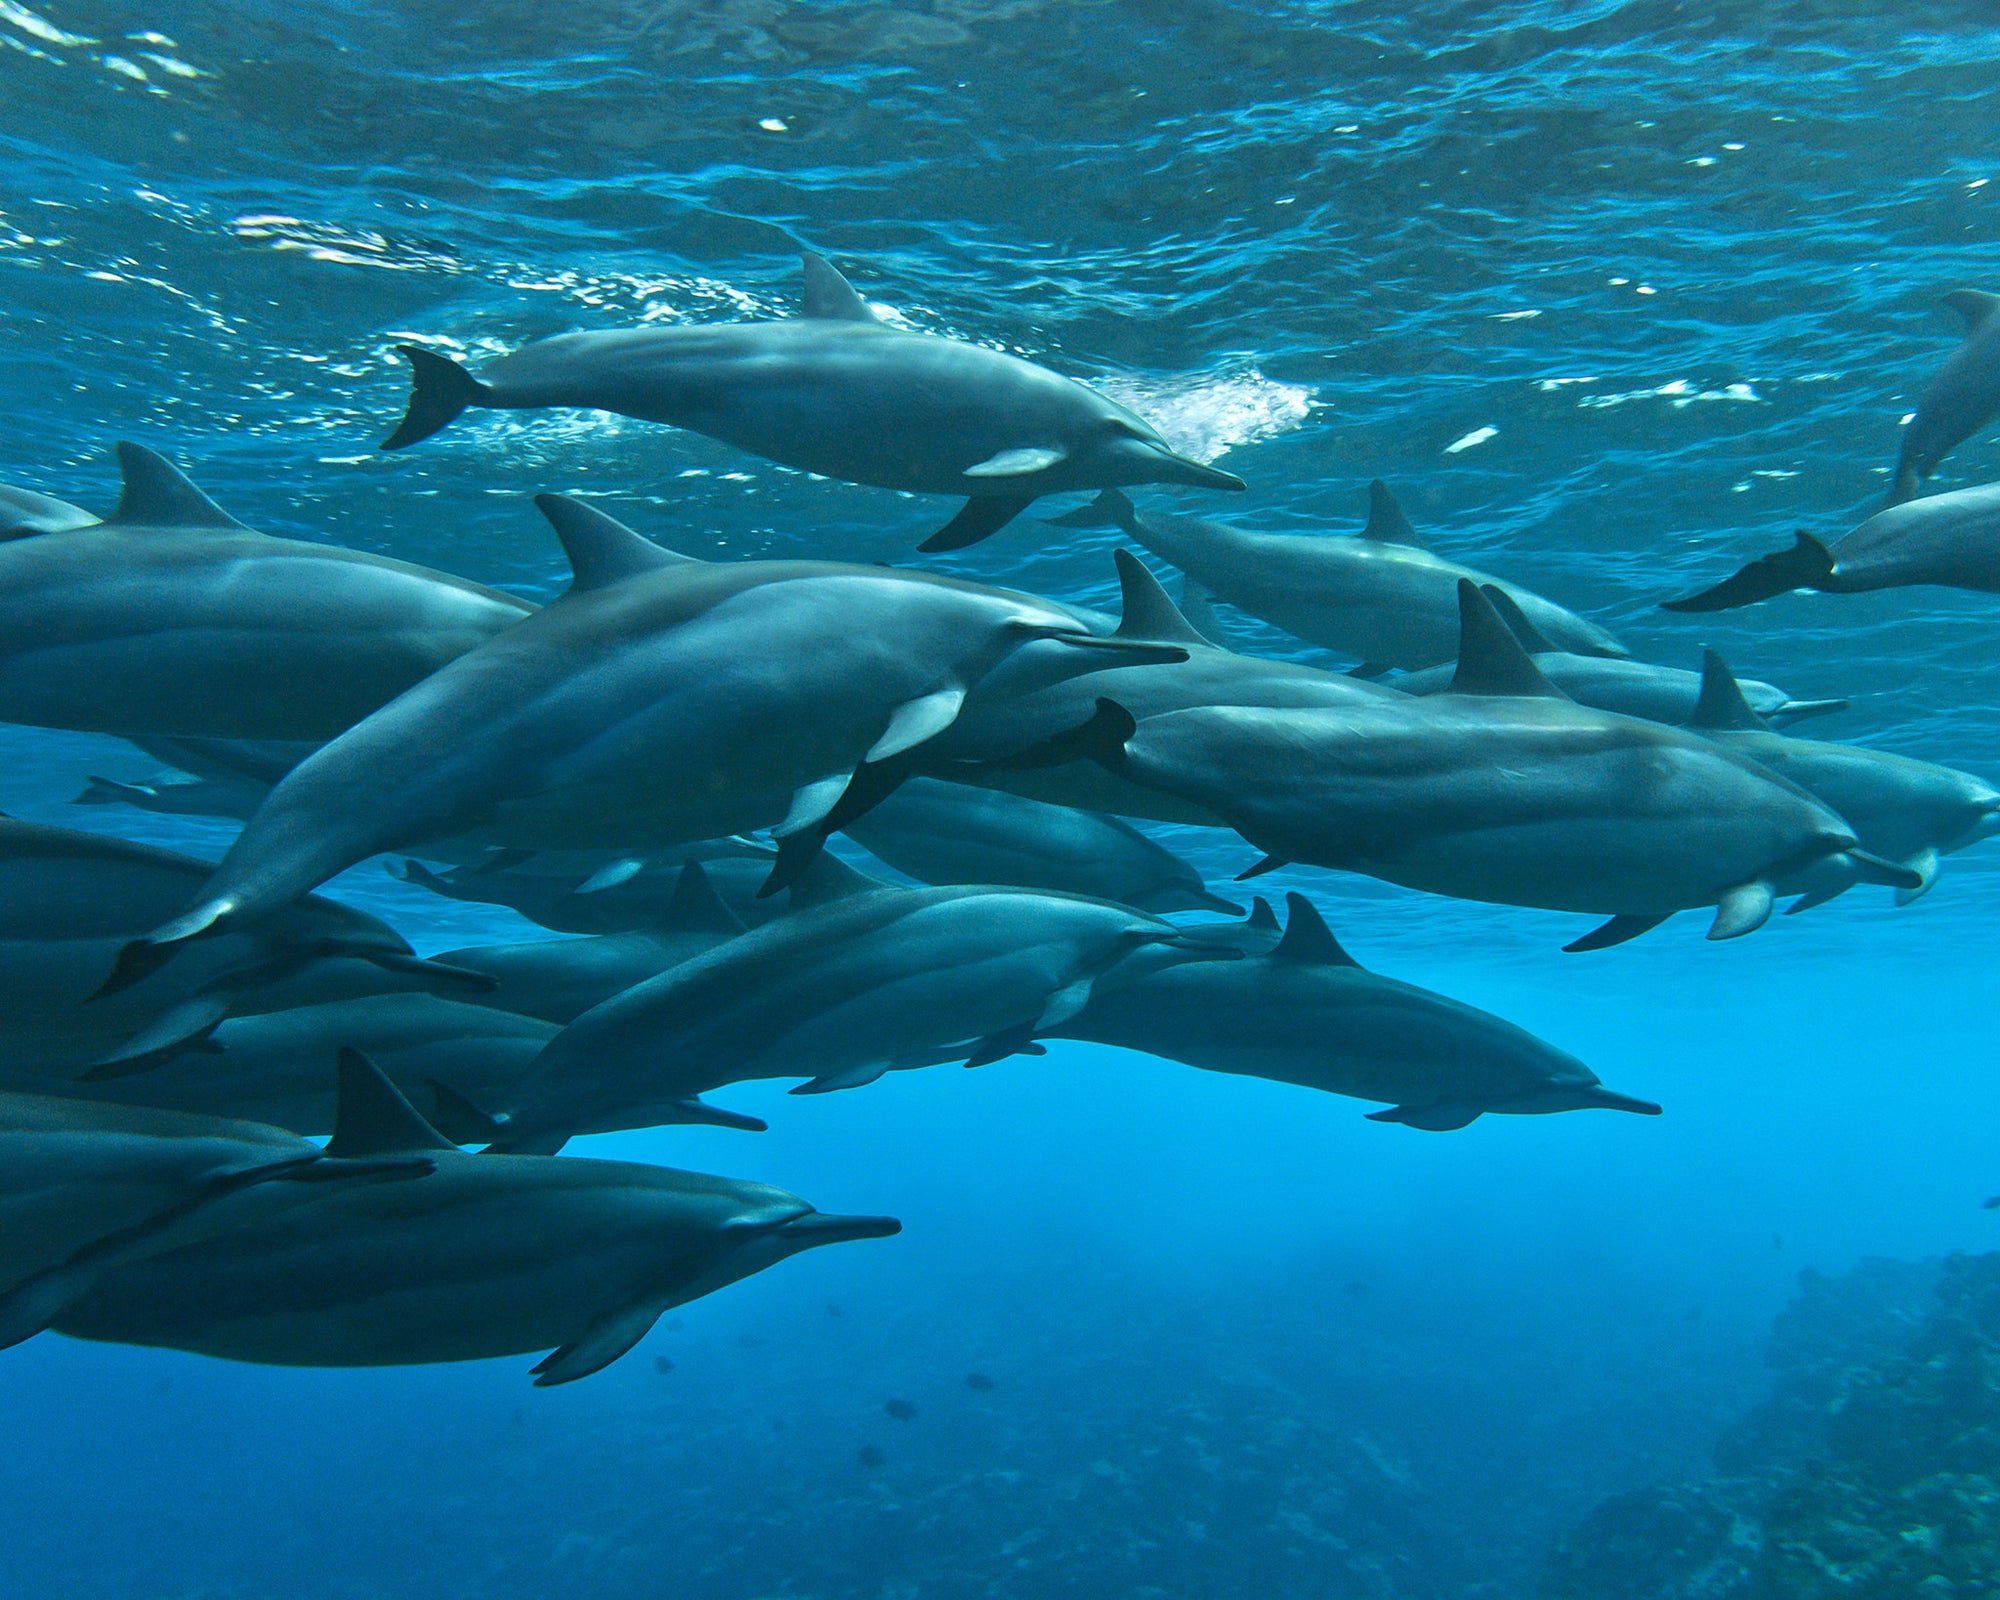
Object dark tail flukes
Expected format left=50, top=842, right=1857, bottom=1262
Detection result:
left=380, top=346, right=487, bottom=451
left=1660, top=530, right=1837, bottom=613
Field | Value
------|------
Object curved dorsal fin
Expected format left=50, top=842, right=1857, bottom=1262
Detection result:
left=1943, top=288, right=2000, bottom=335
left=786, top=850, right=886, bottom=909
left=106, top=443, right=247, bottom=530
left=800, top=254, right=880, bottom=323
left=533, top=494, right=698, bottom=594
left=1361, top=480, right=1426, bottom=548
left=1478, top=584, right=1558, bottom=653
left=1111, top=549, right=1212, bottom=646
left=1246, top=896, right=1280, bottom=935
left=328, top=1048, right=458, bottom=1156
left=659, top=860, right=749, bottom=935
left=1690, top=649, right=1773, bottom=732
left=1273, top=893, right=1363, bottom=967
left=1448, top=580, right=1567, bottom=698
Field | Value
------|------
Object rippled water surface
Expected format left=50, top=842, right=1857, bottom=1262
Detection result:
left=4, top=5, right=2000, bottom=1598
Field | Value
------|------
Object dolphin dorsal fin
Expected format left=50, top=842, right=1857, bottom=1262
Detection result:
left=1449, top=581, right=1567, bottom=698
left=1111, top=549, right=1212, bottom=646
left=105, top=443, right=248, bottom=530
left=786, top=851, right=883, bottom=909
left=1246, top=896, right=1280, bottom=935
left=1478, top=584, right=1558, bottom=653
left=800, top=254, right=880, bottom=323
left=1273, top=894, right=1363, bottom=967
left=1942, top=289, right=2000, bottom=335
left=328, top=1048, right=459, bottom=1156
left=533, top=494, right=697, bottom=594
left=1690, top=649, right=1773, bottom=732
left=1360, top=480, right=1426, bottom=548
left=660, top=861, right=748, bottom=935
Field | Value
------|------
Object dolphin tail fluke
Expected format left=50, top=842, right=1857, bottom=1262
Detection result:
left=1043, top=489, right=1136, bottom=530
left=918, top=495, right=1034, bottom=552
left=530, top=1297, right=668, bottom=1387
left=1660, top=531, right=1837, bottom=612
left=380, top=346, right=488, bottom=451
left=1563, top=912, right=1670, bottom=953
left=992, top=697, right=1136, bottom=772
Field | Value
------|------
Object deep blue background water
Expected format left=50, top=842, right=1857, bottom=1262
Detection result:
left=3, top=4, right=2000, bottom=1596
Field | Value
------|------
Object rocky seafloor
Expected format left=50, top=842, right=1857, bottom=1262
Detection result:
left=1544, top=1252, right=2000, bottom=1599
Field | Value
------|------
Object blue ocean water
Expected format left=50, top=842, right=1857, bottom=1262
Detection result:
left=3, top=4, right=2000, bottom=1596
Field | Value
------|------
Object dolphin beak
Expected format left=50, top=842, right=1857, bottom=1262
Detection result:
left=777, top=1212, right=903, bottom=1245
left=1141, top=445, right=1247, bottom=492
left=1575, top=1086, right=1664, bottom=1116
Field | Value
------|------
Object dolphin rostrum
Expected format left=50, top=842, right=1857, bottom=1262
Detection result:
left=490, top=883, right=1244, bottom=1147
left=51, top=1051, right=897, bottom=1384
left=381, top=253, right=1244, bottom=550
left=106, top=496, right=1186, bottom=986
left=0, top=443, right=534, bottom=740
left=1663, top=482, right=2000, bottom=611
left=1055, top=893, right=1660, bottom=1130
left=1051, top=483, right=1626, bottom=670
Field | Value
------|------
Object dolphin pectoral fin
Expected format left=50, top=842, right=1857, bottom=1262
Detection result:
left=959, top=1021, right=1043, bottom=1069
left=964, top=446, right=1070, bottom=477
left=75, top=995, right=233, bottom=1079
left=867, top=686, right=968, bottom=763
left=799, top=253, right=880, bottom=322
left=1785, top=882, right=1852, bottom=916
left=1708, top=881, right=1775, bottom=940
left=917, top=496, right=1034, bottom=553
left=1661, top=531, right=1838, bottom=612
left=1235, top=854, right=1287, bottom=881
left=1562, top=913, right=1671, bottom=953
left=381, top=346, right=488, bottom=450
left=790, top=1062, right=891, bottom=1094
left=774, top=774, right=853, bottom=839
left=573, top=857, right=646, bottom=894
left=1942, top=288, right=2000, bottom=333
left=1896, top=848, right=1941, bottom=907
left=530, top=1298, right=669, bottom=1387
left=993, top=698, right=1136, bottom=771
left=760, top=761, right=913, bottom=898
left=1035, top=978, right=1097, bottom=1031
left=1365, top=1102, right=1483, bottom=1132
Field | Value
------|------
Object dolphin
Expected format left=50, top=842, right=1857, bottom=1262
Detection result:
left=490, top=884, right=1245, bottom=1147
left=0, top=443, right=534, bottom=740
left=1051, top=483, right=1627, bottom=670
left=0, top=819, right=492, bottom=1081
left=915, top=548, right=1402, bottom=825
left=1889, top=288, right=2000, bottom=504
left=1035, top=583, right=1919, bottom=949
left=106, top=495, right=1187, bottom=984
left=42, top=994, right=764, bottom=1138
left=52, top=1051, right=899, bottom=1384
left=1396, top=586, right=1847, bottom=725
left=0, top=483, right=98, bottom=541
left=1663, top=482, right=2000, bottom=611
left=1686, top=650, right=2000, bottom=908
left=380, top=253, right=1244, bottom=551
left=839, top=777, right=1239, bottom=913
left=0, top=1089, right=432, bottom=1350
left=391, top=849, right=768, bottom=936
left=1055, top=894, right=1660, bottom=1130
